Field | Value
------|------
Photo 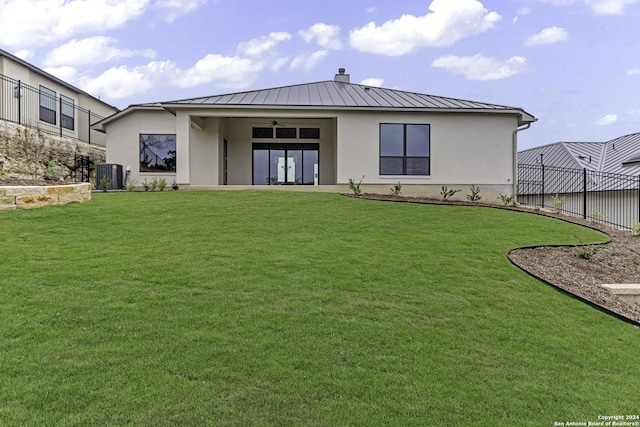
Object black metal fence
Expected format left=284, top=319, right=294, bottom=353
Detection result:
left=518, top=163, right=640, bottom=230
left=0, top=73, right=105, bottom=144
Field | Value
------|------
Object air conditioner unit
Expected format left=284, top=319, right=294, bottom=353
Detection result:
left=95, top=163, right=123, bottom=190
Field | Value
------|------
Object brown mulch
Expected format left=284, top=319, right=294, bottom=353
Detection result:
left=355, top=193, right=640, bottom=325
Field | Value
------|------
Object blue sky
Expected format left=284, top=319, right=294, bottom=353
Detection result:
left=1, top=0, right=639, bottom=149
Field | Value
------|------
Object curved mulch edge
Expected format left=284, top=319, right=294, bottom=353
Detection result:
left=344, top=193, right=640, bottom=328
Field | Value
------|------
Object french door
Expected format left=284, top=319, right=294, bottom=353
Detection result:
left=252, top=143, right=319, bottom=185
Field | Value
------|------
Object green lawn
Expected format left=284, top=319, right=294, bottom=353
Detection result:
left=1, top=191, right=637, bottom=426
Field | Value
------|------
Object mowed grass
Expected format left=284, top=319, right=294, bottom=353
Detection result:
left=1, top=191, right=637, bottom=426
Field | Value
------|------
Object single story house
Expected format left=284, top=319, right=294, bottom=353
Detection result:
left=517, top=133, right=640, bottom=229
left=95, top=69, right=536, bottom=199
left=518, top=132, right=640, bottom=176
left=0, top=48, right=118, bottom=146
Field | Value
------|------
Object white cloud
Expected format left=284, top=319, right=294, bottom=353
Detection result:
left=44, top=36, right=155, bottom=67
left=299, top=23, right=343, bottom=50
left=177, top=54, right=263, bottom=89
left=0, top=0, right=150, bottom=49
left=77, top=53, right=264, bottom=99
left=360, top=78, right=384, bottom=87
left=349, top=0, right=500, bottom=56
left=432, top=54, right=527, bottom=80
left=290, top=50, right=329, bottom=72
left=628, top=108, right=640, bottom=116
left=237, top=32, right=292, bottom=57
left=518, top=6, right=532, bottom=14
left=154, top=0, right=206, bottom=22
left=524, top=26, right=569, bottom=46
left=596, top=113, right=618, bottom=125
left=44, top=66, right=78, bottom=83
left=13, top=49, right=34, bottom=61
left=366, top=6, right=377, bottom=13
left=78, top=63, right=160, bottom=99
left=627, top=69, right=640, bottom=76
left=536, top=0, right=637, bottom=14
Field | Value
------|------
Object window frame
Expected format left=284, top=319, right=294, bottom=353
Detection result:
left=39, top=86, right=57, bottom=125
left=60, top=95, right=75, bottom=131
left=139, top=134, right=177, bottom=173
left=379, top=123, right=430, bottom=176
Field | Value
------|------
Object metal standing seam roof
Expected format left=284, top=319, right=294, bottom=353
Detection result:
left=161, top=80, right=532, bottom=114
left=518, top=132, right=640, bottom=176
left=94, top=80, right=536, bottom=130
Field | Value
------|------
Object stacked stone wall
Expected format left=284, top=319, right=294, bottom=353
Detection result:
left=0, top=119, right=105, bottom=184
left=0, top=183, right=92, bottom=210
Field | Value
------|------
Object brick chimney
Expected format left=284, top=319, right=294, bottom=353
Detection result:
left=334, top=68, right=350, bottom=83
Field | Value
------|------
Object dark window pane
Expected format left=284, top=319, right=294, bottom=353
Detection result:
left=39, top=106, right=56, bottom=125
left=276, top=127, right=296, bottom=138
left=406, top=157, right=430, bottom=175
left=406, top=124, right=430, bottom=156
left=252, top=127, right=273, bottom=138
left=140, top=134, right=177, bottom=172
left=61, top=114, right=74, bottom=130
left=380, top=124, right=404, bottom=156
left=303, top=150, right=318, bottom=184
left=300, top=128, right=320, bottom=139
left=253, top=149, right=269, bottom=185
left=380, top=157, right=403, bottom=175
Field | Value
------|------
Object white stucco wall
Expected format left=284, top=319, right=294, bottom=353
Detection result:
left=105, top=109, right=177, bottom=184
left=104, top=106, right=523, bottom=200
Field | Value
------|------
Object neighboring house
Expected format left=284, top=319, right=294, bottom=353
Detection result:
left=0, top=48, right=118, bottom=146
left=517, top=133, right=640, bottom=229
left=95, top=68, right=536, bottom=199
left=518, top=132, right=640, bottom=176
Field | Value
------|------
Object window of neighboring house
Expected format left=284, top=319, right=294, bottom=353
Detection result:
left=39, top=86, right=56, bottom=125
left=61, top=95, right=75, bottom=130
left=380, top=124, right=430, bottom=175
left=140, top=134, right=177, bottom=172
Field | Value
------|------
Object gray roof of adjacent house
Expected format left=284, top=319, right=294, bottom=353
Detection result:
left=518, top=132, right=640, bottom=176
left=95, top=70, right=536, bottom=130
left=0, top=48, right=118, bottom=111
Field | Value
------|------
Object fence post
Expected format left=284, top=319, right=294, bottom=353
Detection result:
left=17, top=80, right=21, bottom=124
left=541, top=163, right=545, bottom=208
left=59, top=96, right=63, bottom=137
left=583, top=168, right=587, bottom=219
left=88, top=110, right=91, bottom=144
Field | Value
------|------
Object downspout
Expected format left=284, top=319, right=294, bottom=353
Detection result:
left=512, top=121, right=534, bottom=201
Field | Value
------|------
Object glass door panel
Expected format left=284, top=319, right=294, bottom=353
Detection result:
left=270, top=149, right=285, bottom=184
left=302, top=150, right=318, bottom=185
left=252, top=149, right=269, bottom=185
left=288, top=150, right=302, bottom=184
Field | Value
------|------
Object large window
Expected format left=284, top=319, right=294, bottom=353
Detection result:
left=380, top=124, right=430, bottom=175
left=140, top=134, right=177, bottom=172
left=61, top=95, right=74, bottom=130
left=39, top=86, right=56, bottom=125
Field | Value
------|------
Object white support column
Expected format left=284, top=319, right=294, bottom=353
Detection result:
left=176, top=111, right=191, bottom=184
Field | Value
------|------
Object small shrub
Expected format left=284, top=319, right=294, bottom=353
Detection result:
left=440, top=185, right=461, bottom=201
left=43, top=161, right=65, bottom=181
left=348, top=175, right=364, bottom=196
left=125, top=180, right=137, bottom=192
left=497, top=193, right=516, bottom=206
left=466, top=185, right=481, bottom=202
left=631, top=221, right=640, bottom=236
left=99, top=175, right=111, bottom=192
left=172, top=179, right=179, bottom=191
left=589, top=209, right=606, bottom=222
left=149, top=178, right=158, bottom=192
left=551, top=193, right=565, bottom=212
left=142, top=180, right=150, bottom=191
left=575, top=245, right=599, bottom=260
left=390, top=182, right=402, bottom=196
left=158, top=178, right=167, bottom=192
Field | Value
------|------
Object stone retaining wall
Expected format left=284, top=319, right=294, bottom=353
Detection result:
left=0, top=183, right=92, bottom=210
